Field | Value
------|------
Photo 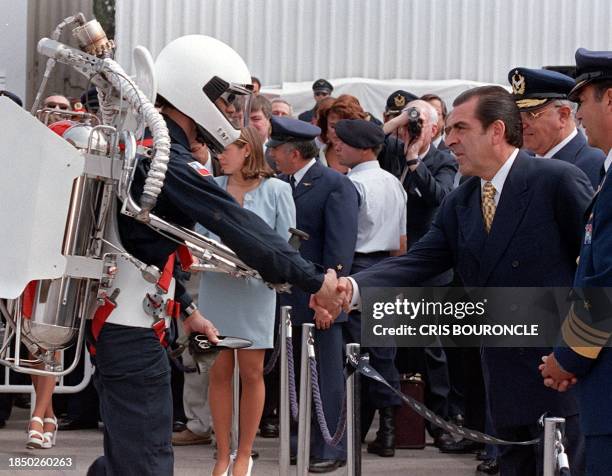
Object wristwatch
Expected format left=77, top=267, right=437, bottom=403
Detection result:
left=405, top=158, right=420, bottom=167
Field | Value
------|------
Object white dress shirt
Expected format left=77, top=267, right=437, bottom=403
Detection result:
left=535, top=128, right=577, bottom=159
left=604, top=149, right=612, bottom=174
left=480, top=147, right=519, bottom=206
left=347, top=161, right=407, bottom=253
left=291, top=158, right=317, bottom=186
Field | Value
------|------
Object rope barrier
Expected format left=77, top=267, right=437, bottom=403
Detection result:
left=309, top=356, right=347, bottom=447
left=348, top=354, right=541, bottom=447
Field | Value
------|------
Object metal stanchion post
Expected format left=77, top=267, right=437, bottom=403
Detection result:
left=231, top=349, right=240, bottom=455
left=279, top=306, right=292, bottom=476
left=346, top=343, right=361, bottom=476
left=543, top=417, right=565, bottom=476
left=297, top=323, right=314, bottom=476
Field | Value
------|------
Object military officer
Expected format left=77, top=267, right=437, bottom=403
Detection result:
left=509, top=66, right=605, bottom=187
left=542, top=48, right=612, bottom=476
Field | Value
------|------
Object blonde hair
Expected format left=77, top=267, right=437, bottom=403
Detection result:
left=234, top=126, right=274, bottom=180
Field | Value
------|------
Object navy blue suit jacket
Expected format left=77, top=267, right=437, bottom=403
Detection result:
left=279, top=161, right=359, bottom=325
left=552, top=131, right=605, bottom=188
left=556, top=167, right=612, bottom=435
left=353, top=152, right=593, bottom=427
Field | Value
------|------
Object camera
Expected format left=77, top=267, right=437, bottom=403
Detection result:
left=404, top=106, right=422, bottom=140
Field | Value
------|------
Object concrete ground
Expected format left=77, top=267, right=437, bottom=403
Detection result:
left=0, top=407, right=482, bottom=476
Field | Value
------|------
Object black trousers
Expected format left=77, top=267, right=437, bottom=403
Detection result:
left=87, top=324, right=173, bottom=476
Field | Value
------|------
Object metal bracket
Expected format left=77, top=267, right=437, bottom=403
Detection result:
left=83, top=152, right=123, bottom=179
left=64, top=255, right=104, bottom=279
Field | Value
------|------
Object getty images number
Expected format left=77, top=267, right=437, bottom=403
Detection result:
left=8, top=456, right=73, bottom=468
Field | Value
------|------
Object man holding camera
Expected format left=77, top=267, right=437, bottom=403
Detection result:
left=382, top=100, right=457, bottom=249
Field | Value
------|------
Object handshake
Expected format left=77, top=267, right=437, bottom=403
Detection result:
left=309, top=269, right=355, bottom=330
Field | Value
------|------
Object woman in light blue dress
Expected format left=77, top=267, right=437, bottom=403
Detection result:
left=197, top=127, right=295, bottom=476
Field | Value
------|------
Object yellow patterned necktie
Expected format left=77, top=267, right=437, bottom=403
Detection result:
left=482, top=181, right=497, bottom=233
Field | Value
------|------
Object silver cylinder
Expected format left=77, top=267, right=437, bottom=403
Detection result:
left=279, top=306, right=292, bottom=476
left=297, top=323, right=314, bottom=476
left=543, top=417, right=565, bottom=476
left=346, top=343, right=361, bottom=476
left=22, top=278, right=84, bottom=350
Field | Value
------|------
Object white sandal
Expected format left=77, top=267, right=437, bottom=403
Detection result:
left=26, top=416, right=45, bottom=449
left=42, top=416, right=58, bottom=449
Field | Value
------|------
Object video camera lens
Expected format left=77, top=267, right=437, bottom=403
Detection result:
left=405, top=106, right=423, bottom=140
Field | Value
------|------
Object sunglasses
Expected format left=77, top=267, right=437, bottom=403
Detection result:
left=314, top=91, right=330, bottom=97
left=44, top=102, right=70, bottom=110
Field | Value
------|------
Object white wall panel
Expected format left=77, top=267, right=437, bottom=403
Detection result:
left=115, top=0, right=612, bottom=86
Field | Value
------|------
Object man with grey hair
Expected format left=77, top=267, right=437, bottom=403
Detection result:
left=382, top=99, right=457, bottom=248
left=508, top=67, right=605, bottom=187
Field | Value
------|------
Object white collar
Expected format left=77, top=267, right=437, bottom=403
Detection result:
left=432, top=136, right=443, bottom=149
left=536, top=128, right=578, bottom=158
left=348, top=160, right=380, bottom=176
left=605, top=148, right=612, bottom=173
left=480, top=148, right=519, bottom=198
left=292, top=158, right=317, bottom=185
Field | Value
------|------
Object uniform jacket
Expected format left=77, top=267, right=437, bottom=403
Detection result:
left=353, top=152, right=593, bottom=427
left=279, top=161, right=359, bottom=324
left=555, top=167, right=612, bottom=435
left=552, top=131, right=605, bottom=188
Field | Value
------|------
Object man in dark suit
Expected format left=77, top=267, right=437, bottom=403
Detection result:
left=313, top=86, right=591, bottom=475
left=268, top=116, right=359, bottom=474
left=509, top=66, right=605, bottom=188
left=541, top=47, right=612, bottom=476
left=298, top=79, right=334, bottom=124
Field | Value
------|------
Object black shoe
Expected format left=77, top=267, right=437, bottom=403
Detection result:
left=477, top=458, right=500, bottom=474
left=439, top=437, right=483, bottom=454
left=367, top=438, right=395, bottom=457
left=259, top=421, right=279, bottom=438
left=432, top=431, right=456, bottom=451
left=0, top=420, right=5, bottom=429
left=58, top=418, right=99, bottom=431
left=308, top=459, right=346, bottom=474
left=367, top=407, right=396, bottom=457
left=251, top=450, right=259, bottom=460
left=290, top=455, right=296, bottom=466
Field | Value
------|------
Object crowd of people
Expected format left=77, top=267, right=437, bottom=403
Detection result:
left=0, top=40, right=611, bottom=476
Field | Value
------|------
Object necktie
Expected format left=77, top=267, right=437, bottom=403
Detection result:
left=482, top=181, right=496, bottom=233
left=289, top=175, right=296, bottom=191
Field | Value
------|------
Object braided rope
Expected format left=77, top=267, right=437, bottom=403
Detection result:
left=309, top=356, right=347, bottom=447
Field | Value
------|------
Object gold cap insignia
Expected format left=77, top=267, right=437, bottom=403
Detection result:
left=511, top=70, right=526, bottom=96
left=393, top=94, right=407, bottom=108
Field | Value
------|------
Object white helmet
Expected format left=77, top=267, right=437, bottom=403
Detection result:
left=155, top=35, right=252, bottom=154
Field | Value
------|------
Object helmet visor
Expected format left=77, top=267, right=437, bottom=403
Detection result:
left=204, top=77, right=253, bottom=130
